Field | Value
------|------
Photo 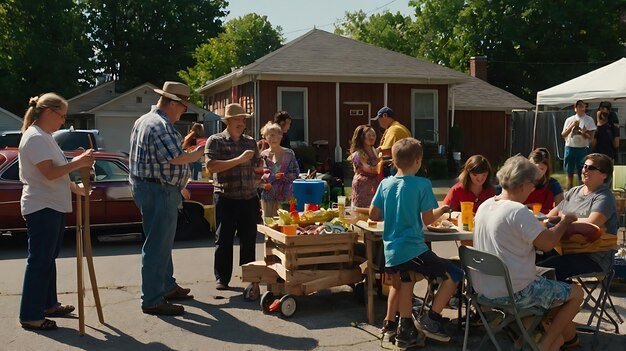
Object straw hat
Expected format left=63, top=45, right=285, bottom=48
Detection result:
left=221, top=103, right=252, bottom=120
left=154, top=81, right=190, bottom=102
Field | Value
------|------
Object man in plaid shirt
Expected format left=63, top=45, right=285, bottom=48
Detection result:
left=205, top=103, right=261, bottom=291
left=129, top=81, right=204, bottom=316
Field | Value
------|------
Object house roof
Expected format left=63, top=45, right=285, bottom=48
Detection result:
left=0, top=106, right=22, bottom=132
left=198, top=29, right=531, bottom=112
left=86, top=82, right=210, bottom=117
left=452, top=77, right=533, bottom=111
left=68, top=81, right=120, bottom=114
left=198, top=29, right=471, bottom=93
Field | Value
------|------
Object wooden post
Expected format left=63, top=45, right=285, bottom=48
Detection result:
left=75, top=192, right=85, bottom=336
left=80, top=168, right=104, bottom=324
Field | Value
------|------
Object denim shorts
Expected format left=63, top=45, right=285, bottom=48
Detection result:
left=484, top=277, right=571, bottom=310
left=563, top=146, right=590, bottom=175
left=386, top=250, right=464, bottom=283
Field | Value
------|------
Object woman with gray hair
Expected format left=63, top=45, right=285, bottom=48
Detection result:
left=472, top=155, right=583, bottom=350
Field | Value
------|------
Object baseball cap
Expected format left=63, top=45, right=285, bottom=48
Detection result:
left=371, top=106, right=394, bottom=120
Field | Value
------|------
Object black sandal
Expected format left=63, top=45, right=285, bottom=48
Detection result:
left=44, top=304, right=75, bottom=317
left=20, top=319, right=58, bottom=331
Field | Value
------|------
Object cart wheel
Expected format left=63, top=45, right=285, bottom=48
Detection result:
left=353, top=282, right=365, bottom=305
left=244, top=283, right=260, bottom=301
left=279, top=295, right=297, bottom=318
left=260, top=291, right=274, bottom=313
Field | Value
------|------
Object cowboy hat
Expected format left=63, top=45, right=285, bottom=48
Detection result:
left=221, top=103, right=252, bottom=120
left=154, top=81, right=190, bottom=102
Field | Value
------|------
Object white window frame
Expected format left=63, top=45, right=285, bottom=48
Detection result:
left=410, top=89, right=439, bottom=143
left=277, top=87, right=308, bottom=143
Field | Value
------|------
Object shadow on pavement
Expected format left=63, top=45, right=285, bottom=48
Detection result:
left=34, top=323, right=170, bottom=350
left=159, top=299, right=318, bottom=350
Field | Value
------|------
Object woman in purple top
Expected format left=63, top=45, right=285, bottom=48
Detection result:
left=259, top=122, right=300, bottom=217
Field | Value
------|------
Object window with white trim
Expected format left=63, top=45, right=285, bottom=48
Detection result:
left=278, top=87, right=308, bottom=143
left=411, top=89, right=438, bottom=143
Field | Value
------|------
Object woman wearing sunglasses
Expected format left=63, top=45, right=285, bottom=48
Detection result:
left=540, top=153, right=618, bottom=282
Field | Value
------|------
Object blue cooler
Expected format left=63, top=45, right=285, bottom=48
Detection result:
left=292, top=179, right=325, bottom=211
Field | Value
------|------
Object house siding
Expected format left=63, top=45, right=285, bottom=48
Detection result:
left=453, top=110, right=509, bottom=166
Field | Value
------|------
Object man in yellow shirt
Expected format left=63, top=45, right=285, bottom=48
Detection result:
left=373, top=106, right=411, bottom=157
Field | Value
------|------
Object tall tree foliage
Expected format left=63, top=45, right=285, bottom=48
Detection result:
left=85, top=0, right=227, bottom=92
left=0, top=0, right=95, bottom=115
left=335, top=10, right=417, bottom=56
left=337, top=0, right=625, bottom=102
left=179, top=13, right=284, bottom=103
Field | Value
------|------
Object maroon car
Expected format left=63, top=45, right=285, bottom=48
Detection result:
left=0, top=148, right=213, bottom=241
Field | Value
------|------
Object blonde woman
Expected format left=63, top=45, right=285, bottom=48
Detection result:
left=18, top=93, right=94, bottom=330
left=259, top=122, right=300, bottom=217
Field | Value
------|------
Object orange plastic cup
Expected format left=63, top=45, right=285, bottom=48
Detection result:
left=460, top=201, right=474, bottom=231
left=281, top=224, right=298, bottom=236
left=532, top=203, right=542, bottom=216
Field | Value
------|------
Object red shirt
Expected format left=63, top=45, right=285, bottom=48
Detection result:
left=443, top=182, right=496, bottom=213
left=523, top=185, right=554, bottom=214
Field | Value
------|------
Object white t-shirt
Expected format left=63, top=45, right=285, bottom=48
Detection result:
left=19, top=125, right=72, bottom=215
left=472, top=197, right=545, bottom=299
left=562, top=114, right=596, bottom=148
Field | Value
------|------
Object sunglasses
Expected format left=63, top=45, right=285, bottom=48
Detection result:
left=582, top=164, right=602, bottom=172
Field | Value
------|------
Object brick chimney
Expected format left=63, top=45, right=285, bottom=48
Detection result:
left=469, top=56, right=488, bottom=81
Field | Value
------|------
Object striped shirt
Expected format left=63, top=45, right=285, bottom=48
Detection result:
left=205, top=129, right=260, bottom=199
left=129, top=106, right=189, bottom=188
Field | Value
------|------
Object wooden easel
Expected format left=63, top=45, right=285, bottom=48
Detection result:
left=75, top=167, right=104, bottom=335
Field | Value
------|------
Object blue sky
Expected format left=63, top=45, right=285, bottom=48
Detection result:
left=224, top=0, right=415, bottom=42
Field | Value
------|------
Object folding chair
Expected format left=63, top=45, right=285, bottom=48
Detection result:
left=568, top=269, right=623, bottom=343
left=460, top=246, right=547, bottom=351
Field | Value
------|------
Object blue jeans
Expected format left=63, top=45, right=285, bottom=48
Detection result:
left=131, top=180, right=181, bottom=307
left=20, top=208, right=66, bottom=322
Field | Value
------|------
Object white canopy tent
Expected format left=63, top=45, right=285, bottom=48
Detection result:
left=532, top=57, right=626, bottom=147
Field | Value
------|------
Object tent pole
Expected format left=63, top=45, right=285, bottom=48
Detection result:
left=532, top=102, right=539, bottom=150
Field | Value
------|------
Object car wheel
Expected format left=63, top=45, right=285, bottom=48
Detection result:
left=175, top=202, right=210, bottom=241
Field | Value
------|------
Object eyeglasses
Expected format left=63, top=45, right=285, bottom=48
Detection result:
left=49, top=108, right=67, bottom=119
left=582, top=164, right=602, bottom=172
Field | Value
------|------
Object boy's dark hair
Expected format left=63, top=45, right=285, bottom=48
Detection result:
left=391, top=138, right=423, bottom=169
left=273, top=111, right=292, bottom=124
left=575, top=100, right=585, bottom=108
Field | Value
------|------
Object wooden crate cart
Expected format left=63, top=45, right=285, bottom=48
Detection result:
left=242, top=224, right=363, bottom=317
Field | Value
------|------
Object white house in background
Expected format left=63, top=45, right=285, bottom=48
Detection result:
left=67, top=81, right=210, bottom=153
left=0, top=106, right=23, bottom=133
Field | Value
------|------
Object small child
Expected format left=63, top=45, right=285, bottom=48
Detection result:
left=369, top=138, right=463, bottom=347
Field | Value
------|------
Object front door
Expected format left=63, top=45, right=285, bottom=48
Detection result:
left=340, top=103, right=371, bottom=159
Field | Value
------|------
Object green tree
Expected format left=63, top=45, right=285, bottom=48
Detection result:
left=179, top=13, right=284, bottom=103
left=337, top=0, right=625, bottom=102
left=0, top=0, right=95, bottom=115
left=335, top=10, right=417, bottom=56
left=85, top=0, right=227, bottom=91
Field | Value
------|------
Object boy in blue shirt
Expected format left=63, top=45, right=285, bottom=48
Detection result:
left=370, top=138, right=463, bottom=347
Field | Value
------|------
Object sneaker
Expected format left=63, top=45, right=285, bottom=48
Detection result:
left=380, top=319, right=397, bottom=345
left=395, top=317, right=426, bottom=349
left=416, top=312, right=451, bottom=342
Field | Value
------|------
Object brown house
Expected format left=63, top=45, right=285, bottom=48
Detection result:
left=197, top=30, right=531, bottom=166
